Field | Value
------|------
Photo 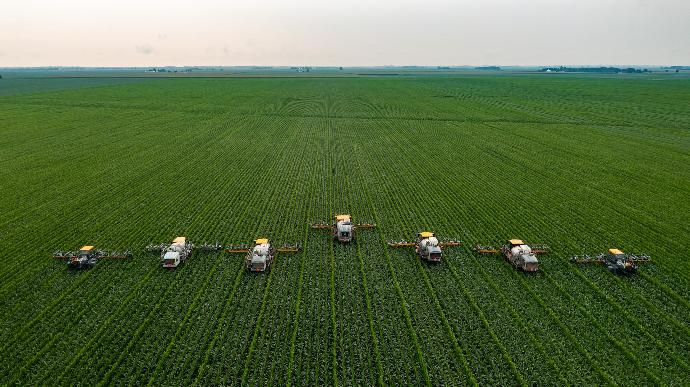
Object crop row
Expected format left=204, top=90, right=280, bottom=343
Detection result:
left=355, top=112, right=689, bottom=384
left=1, top=76, right=689, bottom=385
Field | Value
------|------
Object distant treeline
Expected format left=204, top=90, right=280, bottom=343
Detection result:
left=435, top=66, right=502, bottom=70
left=541, top=66, right=650, bottom=73
left=146, top=68, right=195, bottom=73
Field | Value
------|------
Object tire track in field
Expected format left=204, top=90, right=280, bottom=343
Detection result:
left=143, top=260, right=222, bottom=385
left=59, top=112, right=260, bottom=384
left=189, top=263, right=246, bottom=385
left=53, top=265, right=167, bottom=383
left=466, top=125, right=690, bottom=375
left=239, top=256, right=278, bottom=386
left=414, top=257, right=479, bottom=386
left=443, top=125, right=663, bottom=383
left=142, top=114, right=290, bottom=385
left=541, top=269, right=662, bottom=384
left=98, top=253, right=224, bottom=385
left=5, top=264, right=133, bottom=382
left=130, top=117, right=257, bottom=382
left=475, top=121, right=690, bottom=305
left=0, top=266, right=100, bottom=356
left=355, top=122, right=511, bottom=384
left=347, top=126, right=437, bottom=384
left=242, top=118, right=315, bottom=386
left=369, top=141, right=525, bottom=386
left=193, top=115, right=308, bottom=385
left=360, top=176, right=431, bottom=385
left=235, top=116, right=315, bottom=384
left=362, top=117, right=616, bottom=384
left=0, top=110, right=236, bottom=304
left=364, top=118, right=525, bottom=383
left=328, top=225, right=339, bottom=387
left=285, top=222, right=311, bottom=386
left=359, top=147, right=479, bottom=386
left=354, top=236, right=385, bottom=386
left=390, top=117, right=680, bottom=382
left=281, top=119, right=325, bottom=386
left=509, top=269, right=616, bottom=384
left=566, top=268, right=690, bottom=374
left=369, top=223, right=431, bottom=386
left=460, top=252, right=569, bottom=384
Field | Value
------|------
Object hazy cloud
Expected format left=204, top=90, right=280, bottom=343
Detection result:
left=136, top=45, right=154, bottom=55
left=1, top=0, right=688, bottom=66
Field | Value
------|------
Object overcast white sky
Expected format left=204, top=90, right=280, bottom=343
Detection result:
left=0, top=0, right=688, bottom=66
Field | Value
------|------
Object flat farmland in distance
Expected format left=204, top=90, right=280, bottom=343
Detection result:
left=1, top=73, right=689, bottom=385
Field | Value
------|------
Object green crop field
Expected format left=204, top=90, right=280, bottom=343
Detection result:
left=1, top=73, right=689, bottom=385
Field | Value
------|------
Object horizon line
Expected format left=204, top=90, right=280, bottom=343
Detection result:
left=1, top=64, right=686, bottom=69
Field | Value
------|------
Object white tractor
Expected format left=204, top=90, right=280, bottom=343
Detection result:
left=416, top=232, right=443, bottom=262
left=502, top=240, right=539, bottom=272
left=146, top=236, right=221, bottom=268
left=388, top=231, right=461, bottom=262
left=161, top=237, right=193, bottom=268
left=246, top=238, right=275, bottom=272
left=335, top=216, right=355, bottom=242
left=312, top=214, right=376, bottom=243
left=476, top=239, right=548, bottom=272
left=226, top=238, right=301, bottom=273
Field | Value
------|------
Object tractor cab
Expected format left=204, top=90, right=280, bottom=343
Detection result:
left=335, top=214, right=353, bottom=242
left=389, top=232, right=459, bottom=262
left=428, top=248, right=442, bottom=261
left=521, top=254, right=539, bottom=272
left=606, top=248, right=636, bottom=274
left=313, top=214, right=374, bottom=243
left=608, top=248, right=626, bottom=260
left=417, top=232, right=442, bottom=262
left=78, top=246, right=94, bottom=259
left=162, top=251, right=181, bottom=268
left=70, top=245, right=96, bottom=268
left=248, top=238, right=271, bottom=272
left=506, top=239, right=539, bottom=272
left=508, top=239, right=525, bottom=248
left=162, top=237, right=186, bottom=268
